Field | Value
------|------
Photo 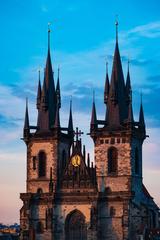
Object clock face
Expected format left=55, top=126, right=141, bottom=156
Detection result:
left=71, top=154, right=81, bottom=167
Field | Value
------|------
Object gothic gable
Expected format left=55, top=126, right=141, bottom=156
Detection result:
left=60, top=140, right=96, bottom=190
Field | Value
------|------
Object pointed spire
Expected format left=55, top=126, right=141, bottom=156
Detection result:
left=127, top=90, right=134, bottom=123
left=54, top=105, right=60, bottom=129
left=126, top=60, right=131, bottom=100
left=107, top=20, right=127, bottom=126
left=68, top=98, right=74, bottom=135
left=24, top=98, right=30, bottom=139
left=139, top=94, right=145, bottom=128
left=104, top=62, right=110, bottom=104
left=36, top=24, right=57, bottom=131
left=36, top=70, right=42, bottom=110
left=56, top=67, right=61, bottom=108
left=110, top=19, right=125, bottom=104
left=90, top=91, right=97, bottom=131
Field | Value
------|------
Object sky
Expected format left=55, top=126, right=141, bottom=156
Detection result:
left=0, top=0, right=160, bottom=224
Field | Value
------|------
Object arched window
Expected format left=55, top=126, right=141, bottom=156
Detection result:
left=38, top=151, right=46, bottom=177
left=135, top=148, right=139, bottom=174
left=65, top=210, right=87, bottom=240
left=108, top=147, right=118, bottom=174
left=62, top=150, right=67, bottom=169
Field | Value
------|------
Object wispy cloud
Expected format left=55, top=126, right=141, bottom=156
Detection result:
left=128, top=21, right=160, bottom=38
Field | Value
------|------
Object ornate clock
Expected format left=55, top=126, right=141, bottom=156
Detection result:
left=71, top=154, right=81, bottom=167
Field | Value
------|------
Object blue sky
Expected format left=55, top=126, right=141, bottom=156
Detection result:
left=0, top=0, right=160, bottom=223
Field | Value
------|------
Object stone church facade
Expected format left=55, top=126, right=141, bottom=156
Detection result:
left=20, top=25, right=159, bottom=240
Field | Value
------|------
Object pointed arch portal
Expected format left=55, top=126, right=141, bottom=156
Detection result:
left=65, top=210, right=87, bottom=240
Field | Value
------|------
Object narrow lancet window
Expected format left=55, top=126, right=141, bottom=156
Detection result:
left=108, top=147, right=118, bottom=174
left=38, top=151, right=46, bottom=177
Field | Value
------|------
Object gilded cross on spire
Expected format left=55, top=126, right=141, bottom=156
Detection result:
left=74, top=127, right=84, bottom=142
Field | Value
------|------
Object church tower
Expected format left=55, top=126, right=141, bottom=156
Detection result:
left=90, top=22, right=158, bottom=240
left=20, top=28, right=74, bottom=239
left=20, top=23, right=159, bottom=240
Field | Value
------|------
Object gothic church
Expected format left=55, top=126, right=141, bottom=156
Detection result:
left=20, top=24, right=159, bottom=240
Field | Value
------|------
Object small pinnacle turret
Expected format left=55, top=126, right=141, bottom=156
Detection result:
left=56, top=67, right=61, bottom=109
left=126, top=61, right=131, bottom=104
left=104, top=62, right=110, bottom=104
left=68, top=99, right=74, bottom=136
left=126, top=62, right=134, bottom=124
left=36, top=70, right=41, bottom=110
left=138, top=96, right=146, bottom=138
left=23, top=98, right=30, bottom=140
left=90, top=95, right=97, bottom=132
left=139, top=99, right=145, bottom=128
left=41, top=74, right=48, bottom=111
left=54, top=105, right=60, bottom=129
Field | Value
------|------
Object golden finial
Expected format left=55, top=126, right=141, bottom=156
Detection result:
left=48, top=22, right=51, bottom=50
left=115, top=15, right=119, bottom=42
left=48, top=22, right=51, bottom=32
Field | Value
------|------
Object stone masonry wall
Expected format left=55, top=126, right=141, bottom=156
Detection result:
left=98, top=201, right=123, bottom=240
left=95, top=136, right=132, bottom=192
left=27, top=140, right=58, bottom=193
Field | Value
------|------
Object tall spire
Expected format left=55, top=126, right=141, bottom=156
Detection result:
left=104, top=62, right=110, bottom=104
left=36, top=70, right=41, bottom=110
left=107, top=20, right=127, bottom=127
left=37, top=24, right=57, bottom=131
left=90, top=91, right=97, bottom=131
left=68, top=99, right=74, bottom=135
left=23, top=98, right=30, bottom=139
left=56, top=67, right=61, bottom=108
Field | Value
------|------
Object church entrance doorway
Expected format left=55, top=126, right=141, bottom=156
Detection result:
left=65, top=210, right=87, bottom=240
